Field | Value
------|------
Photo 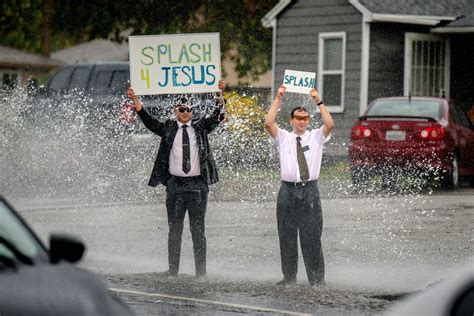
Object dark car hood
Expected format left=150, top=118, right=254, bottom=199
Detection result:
left=0, top=262, right=133, bottom=315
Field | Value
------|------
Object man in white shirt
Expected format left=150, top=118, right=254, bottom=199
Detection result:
left=264, top=85, right=334, bottom=287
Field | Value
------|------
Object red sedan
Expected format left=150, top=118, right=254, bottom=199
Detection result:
left=348, top=97, right=474, bottom=188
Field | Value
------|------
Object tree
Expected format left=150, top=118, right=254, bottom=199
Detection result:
left=189, top=0, right=277, bottom=80
left=0, top=0, right=278, bottom=79
left=1, top=0, right=44, bottom=54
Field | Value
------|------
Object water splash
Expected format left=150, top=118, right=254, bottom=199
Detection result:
left=1, top=87, right=451, bottom=204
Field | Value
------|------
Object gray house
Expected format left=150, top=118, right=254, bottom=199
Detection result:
left=0, top=45, right=62, bottom=90
left=262, top=0, right=474, bottom=157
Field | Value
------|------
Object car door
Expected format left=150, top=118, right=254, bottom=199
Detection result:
left=450, top=103, right=474, bottom=175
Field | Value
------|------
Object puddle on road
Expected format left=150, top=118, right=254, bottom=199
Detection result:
left=104, top=272, right=407, bottom=315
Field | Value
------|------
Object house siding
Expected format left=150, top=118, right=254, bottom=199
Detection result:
left=274, top=0, right=363, bottom=159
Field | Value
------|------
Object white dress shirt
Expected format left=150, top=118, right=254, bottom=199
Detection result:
left=274, top=127, right=330, bottom=182
left=169, top=121, right=201, bottom=177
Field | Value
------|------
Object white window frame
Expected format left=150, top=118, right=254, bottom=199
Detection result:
left=0, top=70, right=21, bottom=90
left=318, top=32, right=346, bottom=113
left=404, top=33, right=450, bottom=98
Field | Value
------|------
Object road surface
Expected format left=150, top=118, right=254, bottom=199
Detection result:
left=10, top=187, right=474, bottom=315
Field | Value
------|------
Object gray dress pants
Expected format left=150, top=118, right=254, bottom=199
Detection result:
left=166, top=176, right=208, bottom=276
left=276, top=180, right=325, bottom=285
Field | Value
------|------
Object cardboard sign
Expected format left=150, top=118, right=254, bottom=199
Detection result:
left=283, top=70, right=316, bottom=94
left=129, top=33, right=221, bottom=95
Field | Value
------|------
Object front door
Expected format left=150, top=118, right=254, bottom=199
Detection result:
left=404, top=33, right=450, bottom=98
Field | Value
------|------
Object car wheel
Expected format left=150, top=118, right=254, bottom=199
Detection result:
left=463, top=175, right=474, bottom=188
left=441, top=153, right=459, bottom=189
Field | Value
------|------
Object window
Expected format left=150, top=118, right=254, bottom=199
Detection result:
left=0, top=201, right=43, bottom=260
left=404, top=33, right=450, bottom=98
left=318, top=32, right=346, bottom=112
left=367, top=100, right=442, bottom=119
left=49, top=67, right=73, bottom=93
left=1, top=71, right=20, bottom=90
left=93, top=70, right=113, bottom=94
left=109, top=71, right=128, bottom=95
left=68, top=67, right=90, bottom=93
left=451, top=103, right=471, bottom=128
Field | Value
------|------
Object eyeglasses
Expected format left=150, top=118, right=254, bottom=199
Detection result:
left=177, top=106, right=192, bottom=113
left=292, top=115, right=309, bottom=122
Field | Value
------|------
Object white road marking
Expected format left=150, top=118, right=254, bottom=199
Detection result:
left=109, top=287, right=312, bottom=315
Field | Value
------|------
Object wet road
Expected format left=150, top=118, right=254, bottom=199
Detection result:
left=11, top=186, right=474, bottom=315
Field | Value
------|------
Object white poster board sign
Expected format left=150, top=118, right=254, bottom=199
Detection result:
left=283, top=70, right=316, bottom=94
left=129, top=33, right=221, bottom=95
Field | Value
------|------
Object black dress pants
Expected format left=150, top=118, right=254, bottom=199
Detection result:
left=166, top=176, right=208, bottom=276
left=276, top=180, right=325, bottom=285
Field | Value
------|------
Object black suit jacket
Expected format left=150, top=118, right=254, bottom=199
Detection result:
left=137, top=104, right=224, bottom=187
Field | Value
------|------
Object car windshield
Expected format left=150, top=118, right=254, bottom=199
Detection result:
left=0, top=200, right=47, bottom=264
left=367, top=100, right=443, bottom=119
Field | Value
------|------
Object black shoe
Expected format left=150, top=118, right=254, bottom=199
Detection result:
left=310, top=281, right=326, bottom=288
left=276, top=278, right=296, bottom=286
left=161, top=270, right=178, bottom=278
left=195, top=273, right=207, bottom=281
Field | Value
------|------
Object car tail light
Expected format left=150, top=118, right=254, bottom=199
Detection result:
left=351, top=125, right=372, bottom=139
left=418, top=126, right=445, bottom=140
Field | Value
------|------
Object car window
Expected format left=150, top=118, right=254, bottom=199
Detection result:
left=109, top=71, right=128, bottom=95
left=367, top=100, right=443, bottom=119
left=451, top=104, right=471, bottom=128
left=0, top=201, right=46, bottom=262
left=68, top=67, right=91, bottom=93
left=92, top=70, right=113, bottom=95
left=49, top=67, right=73, bottom=93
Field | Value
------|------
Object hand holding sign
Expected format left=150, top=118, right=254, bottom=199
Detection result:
left=127, top=85, right=143, bottom=112
left=310, top=88, right=322, bottom=104
left=283, top=70, right=316, bottom=94
left=215, top=79, right=226, bottom=105
left=277, top=85, right=286, bottom=98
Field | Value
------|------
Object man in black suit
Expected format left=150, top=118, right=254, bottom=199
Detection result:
left=127, top=80, right=225, bottom=278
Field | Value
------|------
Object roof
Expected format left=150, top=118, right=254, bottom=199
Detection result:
left=262, top=0, right=474, bottom=30
left=261, top=0, right=292, bottom=28
left=51, top=39, right=129, bottom=64
left=432, top=11, right=474, bottom=33
left=357, top=0, right=472, bottom=16
left=356, top=0, right=474, bottom=29
left=0, top=45, right=63, bottom=69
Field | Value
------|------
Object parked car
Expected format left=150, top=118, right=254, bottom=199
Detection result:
left=0, top=195, right=134, bottom=315
left=348, top=97, right=474, bottom=188
left=27, top=62, right=143, bottom=133
left=26, top=61, right=209, bottom=134
left=386, top=265, right=473, bottom=316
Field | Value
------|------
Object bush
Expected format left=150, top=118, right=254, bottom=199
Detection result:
left=212, top=91, right=278, bottom=169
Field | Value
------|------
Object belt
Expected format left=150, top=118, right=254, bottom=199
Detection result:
left=281, top=180, right=317, bottom=188
left=170, top=175, right=202, bottom=182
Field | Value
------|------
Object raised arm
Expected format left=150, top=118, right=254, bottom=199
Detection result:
left=127, top=85, right=143, bottom=112
left=127, top=85, right=165, bottom=136
left=264, top=85, right=286, bottom=139
left=203, top=79, right=226, bottom=133
left=310, top=88, right=334, bottom=138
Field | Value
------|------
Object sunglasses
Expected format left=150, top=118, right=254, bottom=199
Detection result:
left=292, top=115, right=310, bottom=122
left=177, top=106, right=192, bottom=113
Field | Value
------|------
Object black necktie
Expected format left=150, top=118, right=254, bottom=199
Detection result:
left=296, top=136, right=309, bottom=182
left=182, top=125, right=191, bottom=174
